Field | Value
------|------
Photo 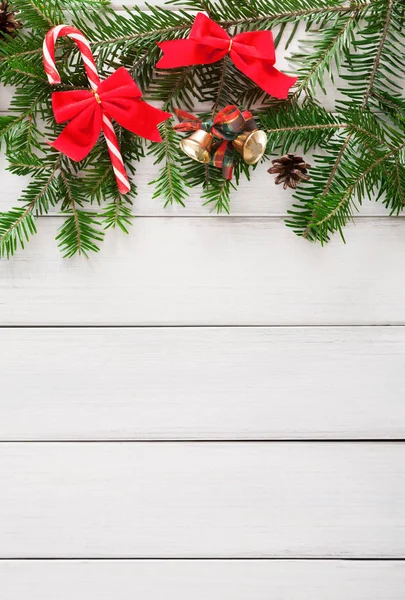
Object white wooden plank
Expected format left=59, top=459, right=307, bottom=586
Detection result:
left=1, top=442, right=405, bottom=558
left=0, top=155, right=391, bottom=215
left=1, top=217, right=405, bottom=326
left=1, top=326, right=404, bottom=441
left=2, top=560, right=405, bottom=600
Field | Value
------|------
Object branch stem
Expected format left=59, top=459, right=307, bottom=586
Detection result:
left=266, top=122, right=388, bottom=147
left=212, top=57, right=228, bottom=115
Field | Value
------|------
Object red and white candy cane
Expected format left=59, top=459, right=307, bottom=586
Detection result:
left=43, top=25, right=131, bottom=194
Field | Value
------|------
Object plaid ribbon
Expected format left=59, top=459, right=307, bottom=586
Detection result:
left=174, top=106, right=258, bottom=180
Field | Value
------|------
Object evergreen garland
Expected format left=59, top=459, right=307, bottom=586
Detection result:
left=0, top=0, right=404, bottom=256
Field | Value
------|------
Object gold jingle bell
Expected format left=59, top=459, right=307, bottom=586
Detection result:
left=232, top=129, right=268, bottom=165
left=180, top=129, right=213, bottom=164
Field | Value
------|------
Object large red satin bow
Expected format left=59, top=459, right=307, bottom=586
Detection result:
left=50, top=67, right=171, bottom=162
left=156, top=13, right=297, bottom=99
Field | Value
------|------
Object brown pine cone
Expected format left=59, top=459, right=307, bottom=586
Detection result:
left=0, top=2, right=22, bottom=38
left=268, top=153, right=311, bottom=190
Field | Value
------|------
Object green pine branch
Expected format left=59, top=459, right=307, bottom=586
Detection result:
left=101, top=199, right=134, bottom=234
left=0, top=206, right=37, bottom=258
left=56, top=208, right=105, bottom=258
left=286, top=0, right=403, bottom=243
left=57, top=170, right=105, bottom=257
left=149, top=121, right=189, bottom=207
left=201, top=172, right=234, bottom=214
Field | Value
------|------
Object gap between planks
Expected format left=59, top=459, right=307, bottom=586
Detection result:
left=2, top=557, right=405, bottom=561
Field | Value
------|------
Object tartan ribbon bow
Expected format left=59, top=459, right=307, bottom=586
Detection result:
left=157, top=12, right=297, bottom=99
left=50, top=67, right=171, bottom=162
left=175, top=105, right=258, bottom=180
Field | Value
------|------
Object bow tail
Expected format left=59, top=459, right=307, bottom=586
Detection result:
left=212, top=141, right=235, bottom=180
left=50, top=105, right=103, bottom=162
left=231, top=52, right=297, bottom=100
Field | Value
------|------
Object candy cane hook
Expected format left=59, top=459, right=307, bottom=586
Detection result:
left=43, top=25, right=131, bottom=195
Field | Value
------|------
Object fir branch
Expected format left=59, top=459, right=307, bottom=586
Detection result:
left=56, top=209, right=105, bottom=258
left=266, top=122, right=386, bottom=146
left=101, top=199, right=134, bottom=234
left=17, top=157, right=61, bottom=216
left=0, top=205, right=37, bottom=258
left=291, top=11, right=361, bottom=98
left=57, top=169, right=105, bottom=257
left=361, top=0, right=395, bottom=109
left=221, top=2, right=372, bottom=26
left=177, top=1, right=373, bottom=28
left=13, top=0, right=62, bottom=29
left=1, top=91, right=43, bottom=155
left=0, top=156, right=60, bottom=257
left=391, top=157, right=405, bottom=212
left=6, top=1, right=371, bottom=59
left=212, top=57, right=229, bottom=115
left=63, top=173, right=84, bottom=255
left=149, top=121, right=188, bottom=207
left=0, top=47, right=42, bottom=63
left=301, top=0, right=397, bottom=239
left=150, top=66, right=197, bottom=111
left=202, top=176, right=234, bottom=214
left=310, top=142, right=405, bottom=229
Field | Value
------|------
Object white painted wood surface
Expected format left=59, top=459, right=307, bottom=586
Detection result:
left=1, top=217, right=405, bottom=326
left=2, top=560, right=405, bottom=600
left=1, top=443, right=405, bottom=558
left=1, top=1, right=404, bottom=596
left=0, top=326, right=404, bottom=440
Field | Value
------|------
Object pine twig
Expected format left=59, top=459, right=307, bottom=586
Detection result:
left=311, top=142, right=405, bottom=230
left=302, top=0, right=396, bottom=238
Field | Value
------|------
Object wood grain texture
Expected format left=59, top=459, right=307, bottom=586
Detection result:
left=1, top=217, right=405, bottom=326
left=2, top=560, right=405, bottom=600
left=1, top=326, right=404, bottom=441
left=1, top=442, right=405, bottom=558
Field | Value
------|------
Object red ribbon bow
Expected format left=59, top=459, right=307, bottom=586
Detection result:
left=156, top=13, right=297, bottom=99
left=51, top=67, right=171, bottom=162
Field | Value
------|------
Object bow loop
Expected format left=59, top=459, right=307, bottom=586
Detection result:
left=173, top=108, right=213, bottom=133
left=97, top=67, right=142, bottom=103
left=232, top=30, right=276, bottom=62
left=212, top=105, right=256, bottom=141
left=52, top=90, right=97, bottom=124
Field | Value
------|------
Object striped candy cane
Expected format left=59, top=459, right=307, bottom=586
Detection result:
left=43, top=25, right=131, bottom=195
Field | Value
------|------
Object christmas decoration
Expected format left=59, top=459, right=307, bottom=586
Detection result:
left=175, top=106, right=267, bottom=180
left=179, top=129, right=213, bottom=165
left=43, top=25, right=171, bottom=195
left=0, top=1, right=21, bottom=38
left=0, top=0, right=404, bottom=257
left=268, top=154, right=311, bottom=190
left=156, top=12, right=297, bottom=100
